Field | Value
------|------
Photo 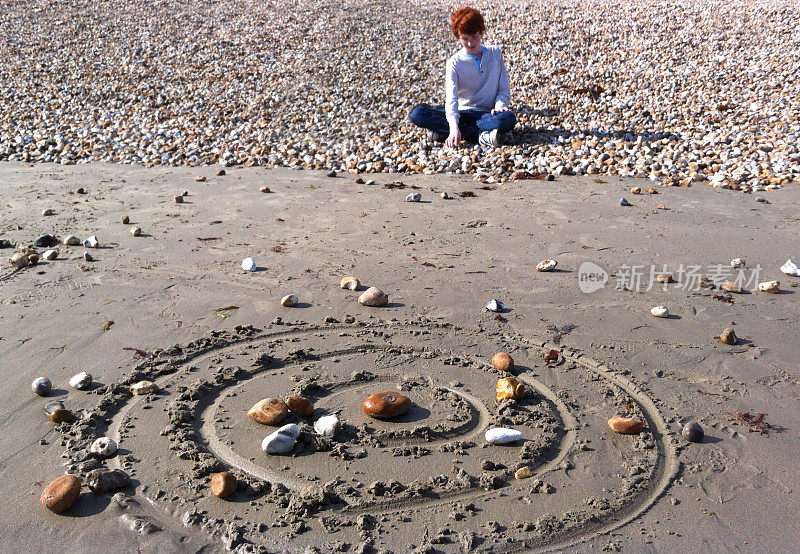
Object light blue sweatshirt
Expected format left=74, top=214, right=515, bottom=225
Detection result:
left=445, top=44, right=511, bottom=129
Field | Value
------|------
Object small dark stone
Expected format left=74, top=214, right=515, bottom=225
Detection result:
left=0, top=239, right=13, bottom=249
left=34, top=234, right=59, bottom=248
left=546, top=174, right=555, bottom=181
left=86, top=469, right=131, bottom=493
left=326, top=170, right=337, bottom=177
left=681, top=421, right=704, bottom=443
left=32, top=377, right=52, bottom=396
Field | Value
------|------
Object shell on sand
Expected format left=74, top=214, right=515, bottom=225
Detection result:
left=758, top=280, right=779, bottom=293
left=340, top=276, right=360, bottom=290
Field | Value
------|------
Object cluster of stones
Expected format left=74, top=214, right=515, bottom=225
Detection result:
left=0, top=1, right=797, bottom=190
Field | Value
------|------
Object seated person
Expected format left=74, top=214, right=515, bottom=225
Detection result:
left=409, top=6, right=516, bottom=148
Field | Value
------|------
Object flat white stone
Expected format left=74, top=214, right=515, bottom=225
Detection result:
left=485, top=427, right=523, bottom=445
left=242, top=257, right=256, bottom=271
left=84, top=235, right=99, bottom=248
left=313, top=414, right=340, bottom=438
left=69, top=371, right=92, bottom=390
left=262, top=423, right=301, bottom=454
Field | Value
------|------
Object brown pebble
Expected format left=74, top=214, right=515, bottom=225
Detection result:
left=719, top=328, right=738, bottom=345
left=491, top=352, right=514, bottom=372
left=285, top=396, right=314, bottom=416
left=630, top=186, right=641, bottom=194
left=247, top=398, right=288, bottom=425
left=720, top=281, right=742, bottom=293
left=608, top=416, right=645, bottom=434
left=259, top=186, right=271, bottom=193
left=363, top=391, right=411, bottom=418
left=210, top=472, right=237, bottom=498
left=76, top=187, right=85, bottom=194
left=355, top=177, right=365, bottom=184
left=174, top=195, right=184, bottom=203
left=655, top=273, right=673, bottom=283
left=45, top=401, right=74, bottom=423
left=496, top=377, right=525, bottom=401
left=194, top=175, right=206, bottom=182
left=27, top=253, right=40, bottom=265
left=217, top=169, right=226, bottom=176
left=121, top=215, right=130, bottom=224
left=41, top=475, right=81, bottom=512
left=645, top=187, right=658, bottom=194
left=514, top=467, right=532, bottom=480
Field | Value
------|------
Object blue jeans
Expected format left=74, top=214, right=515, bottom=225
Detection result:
left=409, top=104, right=516, bottom=143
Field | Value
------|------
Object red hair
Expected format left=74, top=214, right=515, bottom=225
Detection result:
left=451, top=7, right=486, bottom=37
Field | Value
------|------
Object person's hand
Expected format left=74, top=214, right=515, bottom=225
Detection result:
left=445, top=129, right=461, bottom=148
left=491, top=106, right=510, bottom=115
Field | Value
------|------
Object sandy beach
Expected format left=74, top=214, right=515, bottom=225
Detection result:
left=2, top=0, right=800, bottom=551
left=1, top=162, right=799, bottom=552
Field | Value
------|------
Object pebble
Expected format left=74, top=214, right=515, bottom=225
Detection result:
left=781, top=259, right=800, bottom=277
left=491, top=352, right=514, bottom=372
left=340, top=275, right=360, bottom=290
left=630, top=186, right=641, bottom=194
left=130, top=380, right=159, bottom=395
left=69, top=371, right=93, bottom=390
left=650, top=306, right=669, bottom=318
left=121, top=215, right=130, bottom=224
left=210, top=472, right=237, bottom=498
left=9, top=252, right=28, bottom=269
left=41, top=475, right=81, bottom=512
left=194, top=175, right=206, bottom=182
left=405, top=192, right=422, bottom=202
left=130, top=227, right=142, bottom=237
left=730, top=258, right=745, bottom=269
left=259, top=186, right=271, bottom=193
left=719, top=328, right=738, bottom=345
left=45, top=401, right=74, bottom=423
left=76, top=187, right=85, bottom=194
left=43, top=249, right=58, bottom=260
left=90, top=437, right=118, bottom=457
left=84, top=235, right=98, bottom=248
left=248, top=398, right=289, bottom=425
left=261, top=423, right=301, bottom=455
left=536, top=259, right=557, bottom=272
left=681, top=421, right=704, bottom=443
left=362, top=391, right=411, bottom=418
left=440, top=192, right=451, bottom=199
left=241, top=257, right=256, bottom=271
left=313, top=414, right=341, bottom=438
left=182, top=190, right=189, bottom=196
left=34, top=234, right=59, bottom=248
left=216, top=169, right=226, bottom=176
left=63, top=235, right=80, bottom=246
left=485, top=427, right=523, bottom=445
left=285, top=396, right=314, bottom=416
left=619, top=198, right=632, bottom=206
left=86, top=469, right=131, bottom=493
left=758, top=280, right=780, bottom=293
left=174, top=195, right=184, bottom=203
left=28, top=253, right=40, bottom=265
left=358, top=286, right=388, bottom=307
left=365, top=180, right=376, bottom=186
left=326, top=170, right=337, bottom=177
left=496, top=377, right=525, bottom=401
left=0, top=239, right=12, bottom=249
left=756, top=197, right=768, bottom=203
left=655, top=273, right=673, bottom=283
left=485, top=299, right=503, bottom=312
left=31, top=377, right=52, bottom=396
left=608, top=416, right=645, bottom=434
left=280, top=294, right=299, bottom=307
left=83, top=251, right=93, bottom=261
left=42, top=208, right=55, bottom=216
left=514, top=467, right=532, bottom=480
left=720, top=281, right=742, bottom=293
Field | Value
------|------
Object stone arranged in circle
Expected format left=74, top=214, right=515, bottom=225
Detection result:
left=496, top=377, right=525, bottom=401
left=86, top=469, right=130, bottom=493
left=491, top=352, right=514, bottom=372
left=130, top=380, right=159, bottom=395
left=262, top=424, right=301, bottom=454
left=485, top=427, right=523, bottom=445
left=362, top=391, right=411, bottom=419
left=248, top=398, right=289, bottom=425
left=285, top=396, right=314, bottom=416
left=90, top=437, right=118, bottom=458
left=313, top=414, right=341, bottom=438
left=69, top=371, right=92, bottom=390
left=210, top=472, right=237, bottom=498
left=358, top=287, right=388, bottom=307
left=45, top=401, right=74, bottom=423
left=41, top=475, right=81, bottom=512
left=608, top=416, right=645, bottom=434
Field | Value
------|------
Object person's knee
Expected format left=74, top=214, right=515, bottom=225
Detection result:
left=409, top=105, right=429, bottom=126
left=499, top=111, right=516, bottom=129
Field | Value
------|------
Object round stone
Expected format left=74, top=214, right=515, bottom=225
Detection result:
left=261, top=423, right=301, bottom=454
left=32, top=377, right=52, bottom=396
left=90, top=437, right=118, bottom=457
left=491, top=352, right=514, bottom=372
left=69, top=372, right=92, bottom=390
left=681, top=421, right=704, bottom=443
left=719, top=328, right=738, bottom=345
left=247, top=398, right=289, bottom=425
left=485, top=427, right=523, bottom=445
left=86, top=469, right=130, bottom=493
left=608, top=416, right=645, bottom=434
left=358, top=287, right=388, bottom=307
left=210, top=472, right=237, bottom=498
left=313, top=414, right=340, bottom=438
left=362, top=391, right=411, bottom=419
left=45, top=401, right=73, bottom=423
left=41, top=475, right=81, bottom=512
left=285, top=396, right=314, bottom=416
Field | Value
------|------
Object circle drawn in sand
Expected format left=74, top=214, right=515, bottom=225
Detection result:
left=60, top=320, right=677, bottom=552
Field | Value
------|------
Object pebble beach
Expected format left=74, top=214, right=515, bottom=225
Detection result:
left=1, top=0, right=799, bottom=189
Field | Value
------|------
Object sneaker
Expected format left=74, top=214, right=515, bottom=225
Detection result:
left=478, top=129, right=500, bottom=148
left=427, top=130, right=445, bottom=142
